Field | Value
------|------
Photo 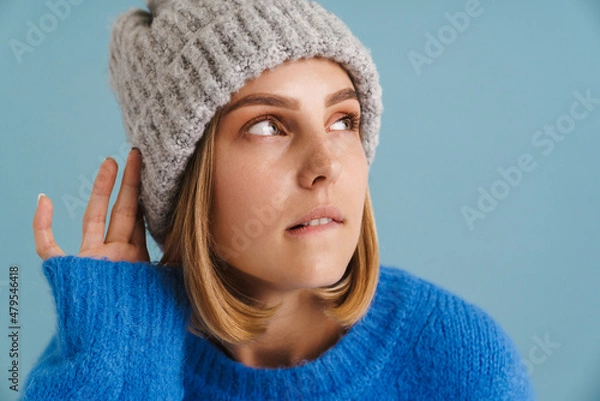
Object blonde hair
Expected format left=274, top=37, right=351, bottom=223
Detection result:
left=160, top=106, right=380, bottom=346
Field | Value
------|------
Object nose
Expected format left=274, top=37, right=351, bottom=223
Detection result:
left=297, top=133, right=342, bottom=189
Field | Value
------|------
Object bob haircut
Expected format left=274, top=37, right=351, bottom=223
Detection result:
left=159, top=79, right=380, bottom=346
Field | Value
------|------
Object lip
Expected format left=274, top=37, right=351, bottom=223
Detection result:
left=286, top=204, right=344, bottom=230
left=285, top=219, right=342, bottom=237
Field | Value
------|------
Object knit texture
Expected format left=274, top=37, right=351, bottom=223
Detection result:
left=107, top=0, right=384, bottom=248
left=21, top=256, right=536, bottom=400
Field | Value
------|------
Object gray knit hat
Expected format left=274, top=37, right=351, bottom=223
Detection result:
left=108, top=0, right=383, bottom=249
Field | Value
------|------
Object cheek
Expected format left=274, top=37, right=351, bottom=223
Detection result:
left=213, top=160, right=249, bottom=232
left=347, top=141, right=369, bottom=189
left=212, top=154, right=285, bottom=241
left=345, top=144, right=369, bottom=224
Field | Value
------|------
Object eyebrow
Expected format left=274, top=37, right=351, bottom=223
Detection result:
left=220, top=88, right=358, bottom=116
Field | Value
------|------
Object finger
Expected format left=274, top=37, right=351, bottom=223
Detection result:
left=130, top=201, right=148, bottom=249
left=106, top=148, right=142, bottom=244
left=80, top=157, right=118, bottom=251
left=33, top=194, right=65, bottom=260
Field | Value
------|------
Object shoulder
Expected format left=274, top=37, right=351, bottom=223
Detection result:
left=377, top=265, right=536, bottom=400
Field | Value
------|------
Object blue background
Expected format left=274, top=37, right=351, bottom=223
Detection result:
left=1, top=0, right=599, bottom=400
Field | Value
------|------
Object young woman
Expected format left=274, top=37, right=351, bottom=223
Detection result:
left=25, top=0, right=536, bottom=399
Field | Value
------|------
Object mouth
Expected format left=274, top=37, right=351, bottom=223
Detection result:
left=286, top=204, right=344, bottom=232
left=288, top=217, right=337, bottom=230
left=286, top=218, right=342, bottom=236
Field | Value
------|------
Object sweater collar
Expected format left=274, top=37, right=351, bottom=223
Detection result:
left=184, top=266, right=424, bottom=399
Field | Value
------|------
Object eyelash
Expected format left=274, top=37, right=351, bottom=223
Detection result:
left=243, top=111, right=361, bottom=136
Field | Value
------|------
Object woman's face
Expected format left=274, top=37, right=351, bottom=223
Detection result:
left=211, top=57, right=368, bottom=296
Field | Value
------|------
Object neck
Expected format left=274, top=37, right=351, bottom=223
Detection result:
left=216, top=289, right=348, bottom=368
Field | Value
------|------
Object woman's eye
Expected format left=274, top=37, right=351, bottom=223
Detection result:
left=247, top=120, right=281, bottom=136
left=330, top=117, right=353, bottom=131
left=331, top=114, right=359, bottom=132
left=245, top=114, right=359, bottom=137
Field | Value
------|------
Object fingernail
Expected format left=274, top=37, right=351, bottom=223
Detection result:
left=37, top=193, right=46, bottom=206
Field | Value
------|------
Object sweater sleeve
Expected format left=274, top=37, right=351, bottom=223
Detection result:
left=456, top=304, right=537, bottom=401
left=20, top=255, right=192, bottom=401
left=410, top=290, right=537, bottom=400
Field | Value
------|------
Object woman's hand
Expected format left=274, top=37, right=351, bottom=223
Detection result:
left=33, top=148, right=150, bottom=263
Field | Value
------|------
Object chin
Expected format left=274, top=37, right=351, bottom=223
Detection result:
left=292, top=261, right=349, bottom=290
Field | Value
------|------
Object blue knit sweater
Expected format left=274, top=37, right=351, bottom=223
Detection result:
left=21, top=256, right=535, bottom=400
